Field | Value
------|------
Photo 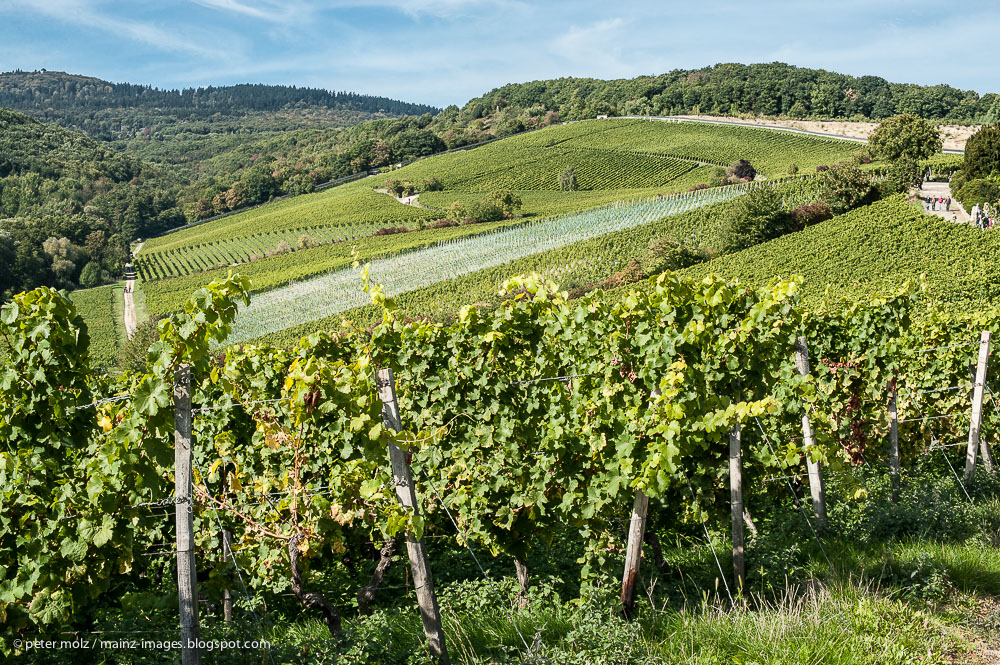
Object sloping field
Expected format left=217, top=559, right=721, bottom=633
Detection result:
left=141, top=179, right=436, bottom=254
left=226, top=179, right=828, bottom=344
left=676, top=195, right=1000, bottom=305
left=384, top=119, right=859, bottom=192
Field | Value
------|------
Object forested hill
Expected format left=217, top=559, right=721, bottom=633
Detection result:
left=0, top=70, right=439, bottom=141
left=0, top=107, right=182, bottom=299
left=464, top=62, right=1000, bottom=123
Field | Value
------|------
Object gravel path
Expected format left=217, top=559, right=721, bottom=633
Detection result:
left=917, top=181, right=968, bottom=224
left=123, top=242, right=143, bottom=339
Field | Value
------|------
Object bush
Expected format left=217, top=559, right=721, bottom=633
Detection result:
left=640, top=238, right=703, bottom=275
left=790, top=202, right=833, bottom=229
left=558, top=166, right=577, bottom=192
left=954, top=178, right=1000, bottom=207
left=727, top=159, right=757, bottom=182
left=117, top=315, right=160, bottom=373
left=788, top=163, right=799, bottom=175
left=446, top=201, right=469, bottom=221
left=708, top=166, right=729, bottom=187
left=689, top=183, right=710, bottom=192
left=297, top=235, right=322, bottom=250
left=264, top=240, right=293, bottom=257
left=429, top=219, right=458, bottom=229
left=373, top=227, right=409, bottom=236
left=419, top=177, right=444, bottom=192
left=722, top=186, right=791, bottom=251
left=818, top=161, right=877, bottom=213
left=883, top=157, right=924, bottom=195
left=816, top=164, right=830, bottom=172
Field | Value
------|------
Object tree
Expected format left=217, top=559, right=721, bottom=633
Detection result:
left=558, top=167, right=577, bottom=192
left=483, top=190, right=522, bottom=217
left=868, top=114, right=942, bottom=162
left=727, top=159, right=757, bottom=182
left=884, top=157, right=924, bottom=194
left=78, top=261, right=101, bottom=288
left=721, top=187, right=786, bottom=250
left=721, top=186, right=791, bottom=251
left=818, top=161, right=877, bottom=213
left=963, top=123, right=1000, bottom=179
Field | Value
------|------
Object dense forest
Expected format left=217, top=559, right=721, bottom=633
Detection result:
left=0, top=70, right=439, bottom=140
left=465, top=63, right=1000, bottom=123
left=0, top=108, right=181, bottom=298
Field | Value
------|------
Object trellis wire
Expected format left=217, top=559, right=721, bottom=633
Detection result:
left=753, top=417, right=834, bottom=571
left=510, top=373, right=593, bottom=386
left=415, top=467, right=539, bottom=660
left=193, top=461, right=277, bottom=665
left=682, top=478, right=734, bottom=605
left=908, top=342, right=978, bottom=354
left=72, top=394, right=130, bottom=410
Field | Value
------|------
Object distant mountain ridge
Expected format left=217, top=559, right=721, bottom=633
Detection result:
left=0, top=70, right=439, bottom=116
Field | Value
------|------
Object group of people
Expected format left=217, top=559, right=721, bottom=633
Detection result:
left=923, top=196, right=952, bottom=211
left=972, top=203, right=996, bottom=230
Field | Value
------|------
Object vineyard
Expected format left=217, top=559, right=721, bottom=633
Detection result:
left=140, top=181, right=437, bottom=256
left=224, top=179, right=820, bottom=344
left=132, top=120, right=860, bottom=286
left=4, top=267, right=1000, bottom=664
left=678, top=194, right=1000, bottom=306
left=134, top=222, right=388, bottom=281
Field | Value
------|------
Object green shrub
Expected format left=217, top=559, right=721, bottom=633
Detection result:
left=818, top=161, right=878, bottom=213
left=955, top=178, right=1000, bottom=207
left=640, top=237, right=702, bottom=275
left=721, top=186, right=791, bottom=251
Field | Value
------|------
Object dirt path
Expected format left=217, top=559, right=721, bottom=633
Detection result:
left=123, top=242, right=142, bottom=340
left=917, top=181, right=969, bottom=224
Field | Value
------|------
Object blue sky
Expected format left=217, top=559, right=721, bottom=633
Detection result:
left=0, top=0, right=997, bottom=108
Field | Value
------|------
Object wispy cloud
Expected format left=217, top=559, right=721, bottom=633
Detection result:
left=9, top=0, right=230, bottom=59
left=189, top=0, right=310, bottom=24
left=329, top=0, right=530, bottom=19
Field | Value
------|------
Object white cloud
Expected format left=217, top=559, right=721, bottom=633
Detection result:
left=189, top=0, right=310, bottom=23
left=328, top=0, right=529, bottom=19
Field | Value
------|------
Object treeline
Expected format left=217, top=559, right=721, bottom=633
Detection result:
left=465, top=62, right=1000, bottom=123
left=0, top=108, right=181, bottom=298
left=0, top=70, right=437, bottom=116
left=0, top=70, right=441, bottom=148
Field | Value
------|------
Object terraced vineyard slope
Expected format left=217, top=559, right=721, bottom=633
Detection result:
left=677, top=195, right=1000, bottom=305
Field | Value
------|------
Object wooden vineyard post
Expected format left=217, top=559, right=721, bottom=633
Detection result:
left=965, top=331, right=992, bottom=485
left=222, top=529, right=233, bottom=622
left=982, top=435, right=996, bottom=475
left=621, top=490, right=649, bottom=619
left=794, top=337, right=828, bottom=530
left=376, top=368, right=450, bottom=665
left=729, top=422, right=745, bottom=592
left=889, top=387, right=900, bottom=503
left=621, top=387, right=660, bottom=619
left=173, top=364, right=202, bottom=665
